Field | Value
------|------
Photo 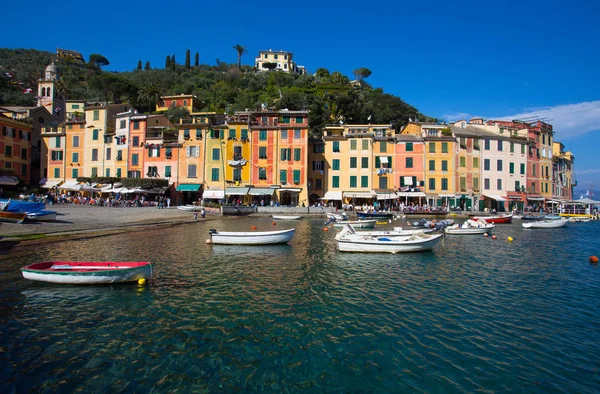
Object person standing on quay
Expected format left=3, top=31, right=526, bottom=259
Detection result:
left=201, top=208, right=206, bottom=220
left=193, top=211, right=198, bottom=221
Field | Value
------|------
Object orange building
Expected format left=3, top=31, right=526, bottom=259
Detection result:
left=0, top=114, right=32, bottom=185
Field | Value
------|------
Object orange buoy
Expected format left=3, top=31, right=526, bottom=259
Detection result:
left=483, top=233, right=489, bottom=237
left=272, top=221, right=277, bottom=225
left=251, top=225, right=257, bottom=229
left=492, top=235, right=497, bottom=240
left=323, top=227, right=329, bottom=231
left=590, top=256, right=599, bottom=263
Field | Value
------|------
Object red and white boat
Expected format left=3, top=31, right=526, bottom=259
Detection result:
left=21, top=261, right=153, bottom=284
left=471, top=213, right=513, bottom=224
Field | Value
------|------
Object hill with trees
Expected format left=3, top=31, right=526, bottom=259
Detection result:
left=0, top=47, right=436, bottom=137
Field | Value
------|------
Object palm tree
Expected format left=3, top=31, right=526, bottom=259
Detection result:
left=232, top=44, right=248, bottom=68
left=138, top=82, right=162, bottom=113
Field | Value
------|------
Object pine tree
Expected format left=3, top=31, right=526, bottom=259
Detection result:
left=185, top=49, right=190, bottom=69
left=165, top=55, right=170, bottom=69
left=137, top=60, right=142, bottom=70
left=145, top=61, right=150, bottom=70
left=195, top=52, right=199, bottom=67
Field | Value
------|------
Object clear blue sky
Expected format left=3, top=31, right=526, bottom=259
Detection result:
left=4, top=0, right=600, bottom=194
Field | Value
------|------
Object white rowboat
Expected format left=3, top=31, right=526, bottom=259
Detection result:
left=21, top=261, right=153, bottom=285
left=444, top=219, right=495, bottom=235
left=336, top=225, right=444, bottom=253
left=208, top=228, right=295, bottom=245
left=272, top=215, right=302, bottom=220
left=332, top=219, right=377, bottom=229
left=522, top=219, right=568, bottom=229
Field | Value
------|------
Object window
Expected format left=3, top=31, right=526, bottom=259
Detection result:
left=186, top=146, right=199, bottom=157
left=332, top=159, right=340, bottom=171
left=92, top=149, right=98, bottom=161
left=497, top=160, right=503, bottom=171
left=4, top=146, right=12, bottom=157
left=54, top=168, right=60, bottom=178
left=211, top=168, right=220, bottom=181
left=212, top=148, right=220, bottom=160
left=184, top=129, right=190, bottom=139
left=515, top=180, right=521, bottom=191
left=132, top=154, right=139, bottom=166
left=378, top=177, right=388, bottom=189
left=51, top=150, right=63, bottom=160
left=441, top=142, right=448, bottom=153
left=362, top=140, right=368, bottom=150
left=460, top=157, right=466, bottom=167
left=509, top=162, right=514, bottom=174
left=293, top=170, right=300, bottom=184
left=460, top=177, right=466, bottom=190
left=429, top=142, right=436, bottom=153
left=473, top=177, right=479, bottom=190
left=294, top=129, right=301, bottom=139
left=406, top=142, right=413, bottom=152
left=510, top=142, right=514, bottom=153
left=484, top=159, right=490, bottom=171
left=484, top=178, right=490, bottom=190
left=533, top=164, right=537, bottom=176
left=333, top=141, right=340, bottom=152
left=521, top=144, right=525, bottom=154
left=380, top=141, right=387, bottom=152
left=133, top=136, right=139, bottom=146
left=441, top=160, right=448, bottom=171
left=294, top=148, right=301, bottom=161
left=428, top=178, right=435, bottom=190
left=105, top=168, right=111, bottom=177
left=484, top=139, right=490, bottom=150
left=228, top=129, right=236, bottom=139
left=350, top=176, right=357, bottom=187
left=361, top=176, right=368, bottom=188
left=281, top=129, right=288, bottom=139
left=165, top=147, right=172, bottom=159
left=92, top=129, right=99, bottom=140
left=315, top=179, right=322, bottom=189
left=116, top=168, right=122, bottom=177
left=497, top=140, right=503, bottom=151
left=520, top=163, right=525, bottom=175
left=361, top=157, right=368, bottom=168
left=120, top=120, right=126, bottom=129
left=133, top=121, right=140, bottom=130
left=280, top=170, right=287, bottom=184
left=497, top=179, right=502, bottom=190
left=148, top=148, right=160, bottom=158
left=72, top=152, right=79, bottom=163
left=332, top=176, right=339, bottom=188
left=106, top=148, right=111, bottom=161
left=188, top=164, right=197, bottom=177
left=429, top=160, right=435, bottom=171
left=93, top=110, right=99, bottom=120
left=72, top=168, right=78, bottom=178
left=280, top=148, right=291, bottom=161
left=406, top=157, right=413, bottom=168
left=473, top=157, right=479, bottom=168
left=441, top=178, right=448, bottom=190
left=258, top=167, right=267, bottom=180
left=259, top=147, right=267, bottom=159
left=91, top=167, right=97, bottom=177
left=350, top=140, right=357, bottom=150
left=295, top=117, right=303, bottom=124
left=233, top=168, right=241, bottom=181
left=259, top=130, right=267, bottom=141
left=350, top=157, right=357, bottom=168
left=282, top=116, right=290, bottom=124
left=73, top=135, right=79, bottom=147
left=241, top=129, right=248, bottom=140
left=21, top=148, right=27, bottom=160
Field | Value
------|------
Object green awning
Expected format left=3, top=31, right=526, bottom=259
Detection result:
left=176, top=184, right=202, bottom=192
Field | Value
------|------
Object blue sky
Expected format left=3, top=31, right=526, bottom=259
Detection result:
left=4, top=0, right=600, bottom=193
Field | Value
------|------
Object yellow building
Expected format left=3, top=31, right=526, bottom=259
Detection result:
left=202, top=123, right=228, bottom=202
left=223, top=117, right=252, bottom=204
left=371, top=128, right=396, bottom=204
left=174, top=115, right=210, bottom=204
left=421, top=123, right=456, bottom=207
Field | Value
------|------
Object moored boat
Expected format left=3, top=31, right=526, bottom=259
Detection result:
left=208, top=228, right=295, bottom=245
left=356, top=212, right=395, bottom=220
left=444, top=219, right=495, bottom=235
left=20, top=261, right=153, bottom=284
left=25, top=210, right=57, bottom=221
left=331, top=219, right=377, bottom=229
left=335, top=225, right=431, bottom=240
left=522, top=219, right=568, bottom=229
left=336, top=225, right=444, bottom=253
left=272, top=215, right=302, bottom=220
left=0, top=211, right=27, bottom=224
left=471, top=213, right=513, bottom=224
left=177, top=205, right=203, bottom=212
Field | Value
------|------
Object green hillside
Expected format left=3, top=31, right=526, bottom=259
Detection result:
left=0, top=48, right=436, bottom=137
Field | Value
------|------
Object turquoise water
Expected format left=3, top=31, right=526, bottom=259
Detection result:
left=1, top=218, right=600, bottom=392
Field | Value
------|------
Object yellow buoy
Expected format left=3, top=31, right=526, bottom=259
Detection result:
left=590, top=256, right=599, bottom=263
left=507, top=236, right=513, bottom=242
left=138, top=278, right=147, bottom=286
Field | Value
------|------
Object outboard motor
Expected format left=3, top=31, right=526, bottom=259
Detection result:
left=209, top=229, right=218, bottom=235
left=324, top=217, right=335, bottom=226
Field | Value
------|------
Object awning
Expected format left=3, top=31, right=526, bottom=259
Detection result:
left=176, top=184, right=202, bottom=192
left=225, top=187, right=249, bottom=195
left=323, top=191, right=342, bottom=200
left=396, top=192, right=427, bottom=197
left=203, top=189, right=225, bottom=199
left=546, top=199, right=562, bottom=204
left=376, top=192, right=396, bottom=200
left=527, top=196, right=545, bottom=201
left=40, top=180, right=62, bottom=189
left=344, top=191, right=374, bottom=199
left=507, top=195, right=523, bottom=199
left=61, top=180, right=82, bottom=191
left=248, top=187, right=275, bottom=196
left=438, top=194, right=455, bottom=198
left=483, top=194, right=506, bottom=202
left=279, top=188, right=302, bottom=192
left=403, top=176, right=414, bottom=186
left=380, top=157, right=389, bottom=164
left=0, top=176, right=19, bottom=185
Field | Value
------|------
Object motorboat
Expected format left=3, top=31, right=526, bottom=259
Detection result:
left=444, top=219, right=495, bottom=235
left=177, top=205, right=203, bottom=212
left=335, top=225, right=432, bottom=240
left=331, top=219, right=377, bottom=229
left=21, top=261, right=153, bottom=284
left=522, top=219, right=568, bottom=229
left=208, top=228, right=295, bottom=245
left=336, top=225, right=444, bottom=253
left=25, top=210, right=57, bottom=221
left=356, top=212, right=395, bottom=220
left=471, top=213, right=513, bottom=224
left=272, top=215, right=302, bottom=220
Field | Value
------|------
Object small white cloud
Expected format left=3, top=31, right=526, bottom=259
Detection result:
left=441, top=112, right=475, bottom=122
left=495, top=100, right=600, bottom=138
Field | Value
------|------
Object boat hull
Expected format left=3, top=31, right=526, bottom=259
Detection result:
left=272, top=215, right=302, bottom=220
left=177, top=205, right=203, bottom=212
left=209, top=228, right=295, bottom=245
left=332, top=220, right=377, bottom=229
left=522, top=220, right=568, bottom=229
left=0, top=211, right=27, bottom=224
left=356, top=212, right=394, bottom=220
left=25, top=210, right=57, bottom=221
left=472, top=214, right=513, bottom=224
left=444, top=226, right=494, bottom=234
left=21, top=262, right=152, bottom=284
left=337, top=233, right=444, bottom=253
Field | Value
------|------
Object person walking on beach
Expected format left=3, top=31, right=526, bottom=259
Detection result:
left=201, top=208, right=206, bottom=220
left=193, top=211, right=198, bottom=221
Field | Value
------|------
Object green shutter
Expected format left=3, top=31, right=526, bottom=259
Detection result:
left=350, top=176, right=357, bottom=187
left=294, top=148, right=301, bottom=161
left=361, top=176, right=368, bottom=188
left=375, top=157, right=381, bottom=168
left=280, top=170, right=287, bottom=183
left=293, top=170, right=300, bottom=183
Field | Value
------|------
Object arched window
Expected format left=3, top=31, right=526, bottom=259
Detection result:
left=47, top=88, right=51, bottom=97
left=41, top=87, right=46, bottom=96
left=170, top=101, right=176, bottom=108
left=183, top=100, right=187, bottom=107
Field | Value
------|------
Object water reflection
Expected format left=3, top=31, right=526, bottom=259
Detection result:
left=210, top=244, right=293, bottom=259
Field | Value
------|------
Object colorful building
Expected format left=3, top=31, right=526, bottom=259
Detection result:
left=254, top=50, right=306, bottom=74
left=394, top=132, right=426, bottom=205
left=0, top=114, right=32, bottom=186
left=156, top=95, right=204, bottom=114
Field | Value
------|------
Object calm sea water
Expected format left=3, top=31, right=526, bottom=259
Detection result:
left=1, top=217, right=599, bottom=393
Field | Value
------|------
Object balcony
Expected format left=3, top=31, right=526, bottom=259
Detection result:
left=251, top=120, right=278, bottom=127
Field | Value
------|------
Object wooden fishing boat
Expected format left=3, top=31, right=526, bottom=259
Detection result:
left=444, top=219, right=495, bottom=235
left=20, top=261, right=153, bottom=284
left=336, top=225, right=444, bottom=253
left=0, top=211, right=27, bottom=224
left=471, top=213, right=513, bottom=224
left=331, top=219, right=377, bottom=229
left=208, top=228, right=295, bottom=245
left=522, top=219, right=568, bottom=229
left=272, top=215, right=302, bottom=220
